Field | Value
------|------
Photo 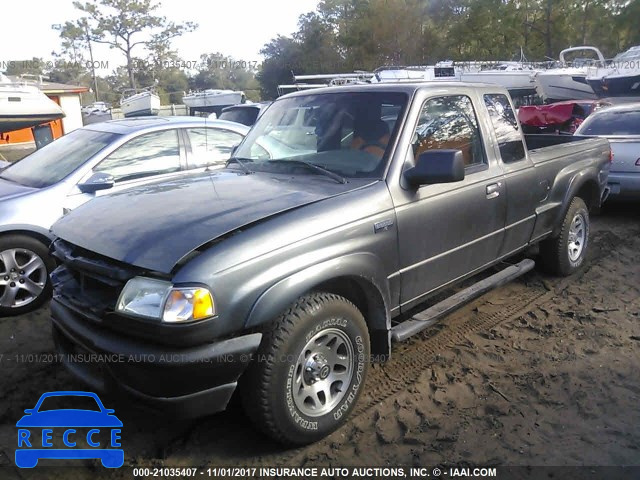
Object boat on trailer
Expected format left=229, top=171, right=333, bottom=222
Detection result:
left=535, top=46, right=604, bottom=102
left=182, top=89, right=245, bottom=116
left=120, top=88, right=160, bottom=117
left=0, top=74, right=65, bottom=134
left=460, top=61, right=540, bottom=96
left=586, top=45, right=640, bottom=98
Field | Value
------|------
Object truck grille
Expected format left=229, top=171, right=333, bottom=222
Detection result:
left=51, top=239, right=141, bottom=322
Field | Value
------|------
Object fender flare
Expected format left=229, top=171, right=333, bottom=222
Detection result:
left=551, top=172, right=599, bottom=237
left=244, top=252, right=392, bottom=333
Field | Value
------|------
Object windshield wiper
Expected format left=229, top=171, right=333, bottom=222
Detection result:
left=268, top=159, right=348, bottom=184
left=226, top=157, right=254, bottom=174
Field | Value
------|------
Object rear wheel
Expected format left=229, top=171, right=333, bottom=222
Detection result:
left=539, top=197, right=589, bottom=276
left=0, top=235, right=55, bottom=316
left=241, top=292, right=370, bottom=445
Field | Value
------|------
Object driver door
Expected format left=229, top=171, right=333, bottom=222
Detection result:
left=393, top=94, right=506, bottom=309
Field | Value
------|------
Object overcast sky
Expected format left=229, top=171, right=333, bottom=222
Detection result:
left=0, top=0, right=319, bottom=74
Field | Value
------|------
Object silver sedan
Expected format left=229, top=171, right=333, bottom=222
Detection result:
left=575, top=103, right=640, bottom=200
left=0, top=117, right=248, bottom=315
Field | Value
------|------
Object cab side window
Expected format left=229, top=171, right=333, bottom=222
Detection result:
left=95, top=129, right=181, bottom=182
left=413, top=95, right=486, bottom=168
left=484, top=94, right=526, bottom=163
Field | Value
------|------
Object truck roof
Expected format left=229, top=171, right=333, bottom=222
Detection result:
left=279, top=81, right=510, bottom=98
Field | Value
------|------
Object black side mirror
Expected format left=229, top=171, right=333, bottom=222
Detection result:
left=404, top=149, right=465, bottom=187
left=78, top=172, right=115, bottom=193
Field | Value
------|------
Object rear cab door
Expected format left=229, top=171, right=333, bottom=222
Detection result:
left=387, top=86, right=507, bottom=311
left=481, top=92, right=542, bottom=255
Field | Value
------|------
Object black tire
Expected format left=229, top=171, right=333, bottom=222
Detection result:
left=539, top=197, right=590, bottom=276
left=240, top=292, right=370, bottom=445
left=0, top=235, right=55, bottom=317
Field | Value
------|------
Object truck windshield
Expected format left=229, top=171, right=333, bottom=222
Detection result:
left=233, top=92, right=408, bottom=178
left=578, top=110, right=640, bottom=136
left=0, top=129, right=120, bottom=188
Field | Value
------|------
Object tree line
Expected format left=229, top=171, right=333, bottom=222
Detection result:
left=4, top=0, right=639, bottom=104
left=259, top=0, right=640, bottom=98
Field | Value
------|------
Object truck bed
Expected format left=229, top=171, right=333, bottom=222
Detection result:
left=524, top=134, right=603, bottom=151
left=524, top=134, right=610, bottom=166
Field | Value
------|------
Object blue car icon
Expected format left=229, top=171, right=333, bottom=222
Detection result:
left=16, top=391, right=123, bottom=468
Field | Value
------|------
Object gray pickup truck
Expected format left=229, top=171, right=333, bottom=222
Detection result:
left=49, top=83, right=610, bottom=445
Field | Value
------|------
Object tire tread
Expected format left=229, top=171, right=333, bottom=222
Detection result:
left=241, top=292, right=361, bottom=445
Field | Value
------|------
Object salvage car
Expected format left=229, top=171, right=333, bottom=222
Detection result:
left=49, top=83, right=610, bottom=445
left=518, top=100, right=610, bottom=135
left=0, top=117, right=248, bottom=315
left=575, top=102, right=640, bottom=200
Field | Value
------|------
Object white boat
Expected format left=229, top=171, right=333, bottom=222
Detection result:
left=372, top=62, right=461, bottom=82
left=460, top=62, right=539, bottom=96
left=279, top=72, right=374, bottom=95
left=0, top=73, right=65, bottom=133
left=120, top=89, right=160, bottom=117
left=182, top=89, right=245, bottom=115
left=81, top=101, right=112, bottom=125
left=535, top=47, right=604, bottom=102
left=280, top=60, right=534, bottom=97
left=586, top=45, right=640, bottom=98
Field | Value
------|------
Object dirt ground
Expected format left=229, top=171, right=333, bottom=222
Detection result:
left=0, top=203, right=638, bottom=478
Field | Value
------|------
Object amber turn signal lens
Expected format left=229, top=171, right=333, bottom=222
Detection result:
left=192, top=289, right=214, bottom=319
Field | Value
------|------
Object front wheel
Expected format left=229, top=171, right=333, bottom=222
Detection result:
left=0, top=235, right=55, bottom=316
left=241, top=292, right=370, bottom=445
left=539, top=197, right=590, bottom=276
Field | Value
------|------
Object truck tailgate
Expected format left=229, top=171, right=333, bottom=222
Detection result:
left=609, top=138, right=640, bottom=173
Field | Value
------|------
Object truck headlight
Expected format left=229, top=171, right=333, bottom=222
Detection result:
left=116, top=277, right=215, bottom=322
left=162, top=288, right=215, bottom=323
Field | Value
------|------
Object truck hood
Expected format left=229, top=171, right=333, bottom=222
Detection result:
left=52, top=170, right=368, bottom=273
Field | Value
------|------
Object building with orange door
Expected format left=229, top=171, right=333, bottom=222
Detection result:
left=0, top=77, right=89, bottom=150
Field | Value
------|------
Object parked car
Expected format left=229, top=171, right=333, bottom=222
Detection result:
left=212, top=102, right=272, bottom=126
left=0, top=117, right=248, bottom=315
left=50, top=83, right=610, bottom=445
left=575, top=102, right=640, bottom=200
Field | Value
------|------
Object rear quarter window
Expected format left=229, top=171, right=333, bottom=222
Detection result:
left=484, top=94, right=526, bottom=164
left=578, top=111, right=640, bottom=135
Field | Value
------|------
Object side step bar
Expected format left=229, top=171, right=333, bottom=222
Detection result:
left=391, top=259, right=536, bottom=342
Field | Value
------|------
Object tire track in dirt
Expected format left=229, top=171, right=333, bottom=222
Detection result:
left=357, top=283, right=550, bottom=416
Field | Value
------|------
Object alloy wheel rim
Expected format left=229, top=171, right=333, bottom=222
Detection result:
left=567, top=213, right=586, bottom=262
left=292, top=327, right=355, bottom=417
left=0, top=248, right=47, bottom=308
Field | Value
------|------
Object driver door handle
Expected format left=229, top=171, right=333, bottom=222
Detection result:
left=486, top=182, right=502, bottom=199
